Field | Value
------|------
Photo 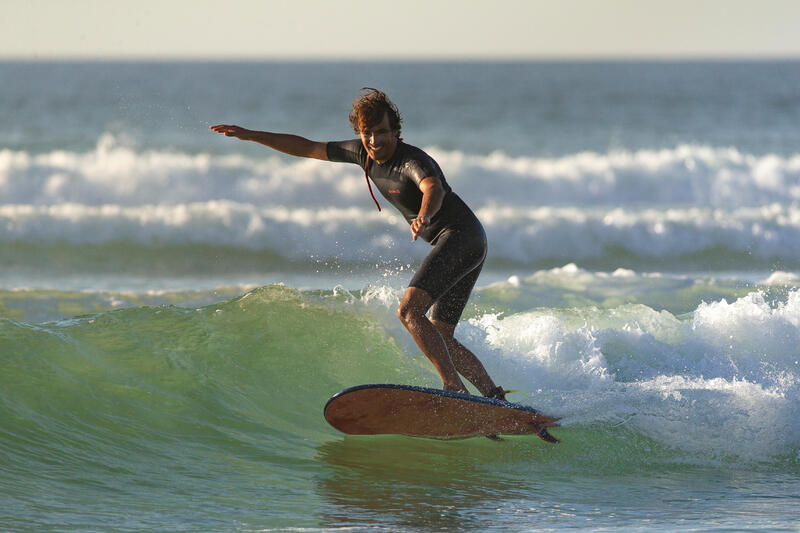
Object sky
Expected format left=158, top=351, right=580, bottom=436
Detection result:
left=3, top=0, right=800, bottom=60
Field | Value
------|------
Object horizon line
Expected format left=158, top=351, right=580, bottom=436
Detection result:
left=3, top=53, right=800, bottom=63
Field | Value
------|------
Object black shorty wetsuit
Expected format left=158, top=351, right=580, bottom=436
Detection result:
left=327, top=139, right=487, bottom=324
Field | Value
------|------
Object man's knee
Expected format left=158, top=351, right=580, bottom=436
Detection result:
left=397, top=287, right=433, bottom=326
left=396, top=300, right=418, bottom=325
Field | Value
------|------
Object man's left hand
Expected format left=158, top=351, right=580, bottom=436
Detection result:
left=411, top=215, right=429, bottom=241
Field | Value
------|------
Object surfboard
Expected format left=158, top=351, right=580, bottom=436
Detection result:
left=324, top=384, right=560, bottom=443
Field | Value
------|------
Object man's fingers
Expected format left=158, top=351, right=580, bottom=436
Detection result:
left=410, top=216, right=428, bottom=241
left=210, top=125, right=235, bottom=133
left=410, top=215, right=428, bottom=240
left=211, top=127, right=241, bottom=137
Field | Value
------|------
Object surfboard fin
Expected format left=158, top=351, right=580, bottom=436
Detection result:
left=530, top=422, right=560, bottom=444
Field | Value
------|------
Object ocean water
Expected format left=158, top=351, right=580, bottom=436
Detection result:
left=1, top=61, right=800, bottom=532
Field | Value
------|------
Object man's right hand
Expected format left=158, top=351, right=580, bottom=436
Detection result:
left=209, top=124, right=253, bottom=141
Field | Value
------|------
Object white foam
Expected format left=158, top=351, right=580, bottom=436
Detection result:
left=691, top=291, right=800, bottom=373
left=0, top=201, right=410, bottom=259
left=4, top=201, right=799, bottom=263
left=477, top=203, right=800, bottom=262
left=5, top=138, right=800, bottom=264
left=472, top=312, right=612, bottom=390
left=3, top=136, right=800, bottom=209
left=428, top=144, right=800, bottom=208
left=761, top=271, right=800, bottom=286
left=0, top=134, right=366, bottom=208
left=458, top=290, right=800, bottom=462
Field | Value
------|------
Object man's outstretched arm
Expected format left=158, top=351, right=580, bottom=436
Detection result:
left=210, top=125, right=329, bottom=160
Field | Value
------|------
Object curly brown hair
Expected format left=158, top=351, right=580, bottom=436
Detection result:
left=349, top=88, right=402, bottom=137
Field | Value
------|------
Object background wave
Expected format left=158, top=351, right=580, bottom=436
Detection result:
left=3, top=137, right=800, bottom=208
left=4, top=138, right=800, bottom=271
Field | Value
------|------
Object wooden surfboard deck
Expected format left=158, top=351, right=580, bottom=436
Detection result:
left=324, top=384, right=560, bottom=443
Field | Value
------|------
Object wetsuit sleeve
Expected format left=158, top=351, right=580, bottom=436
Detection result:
left=403, top=153, right=443, bottom=188
left=326, top=139, right=366, bottom=167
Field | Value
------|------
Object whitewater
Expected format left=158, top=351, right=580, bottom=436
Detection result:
left=3, top=136, right=800, bottom=274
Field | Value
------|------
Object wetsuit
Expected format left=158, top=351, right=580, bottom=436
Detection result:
left=327, top=139, right=487, bottom=324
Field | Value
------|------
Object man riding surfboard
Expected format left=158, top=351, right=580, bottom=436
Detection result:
left=211, top=88, right=505, bottom=401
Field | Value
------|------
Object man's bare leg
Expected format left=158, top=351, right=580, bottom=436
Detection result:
left=431, top=319, right=497, bottom=396
left=397, top=287, right=468, bottom=393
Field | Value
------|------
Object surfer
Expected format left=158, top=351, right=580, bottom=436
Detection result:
left=210, top=88, right=505, bottom=400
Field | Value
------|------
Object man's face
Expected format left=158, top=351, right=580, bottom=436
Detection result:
left=359, top=112, right=397, bottom=163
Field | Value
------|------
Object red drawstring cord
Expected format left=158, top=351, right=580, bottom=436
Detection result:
left=364, top=155, right=381, bottom=211
left=363, top=140, right=402, bottom=212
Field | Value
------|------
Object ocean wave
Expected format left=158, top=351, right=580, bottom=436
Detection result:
left=4, top=201, right=800, bottom=267
left=432, top=145, right=800, bottom=208
left=1, top=284, right=798, bottom=465
left=3, top=134, right=800, bottom=208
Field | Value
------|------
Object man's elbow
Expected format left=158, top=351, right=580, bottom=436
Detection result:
left=305, top=141, right=329, bottom=161
left=421, top=177, right=444, bottom=196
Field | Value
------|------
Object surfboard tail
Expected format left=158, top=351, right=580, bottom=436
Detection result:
left=534, top=415, right=561, bottom=428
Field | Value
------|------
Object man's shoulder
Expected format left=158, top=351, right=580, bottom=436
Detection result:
left=326, top=139, right=365, bottom=165
left=396, top=142, right=440, bottom=168
left=329, top=138, right=364, bottom=152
